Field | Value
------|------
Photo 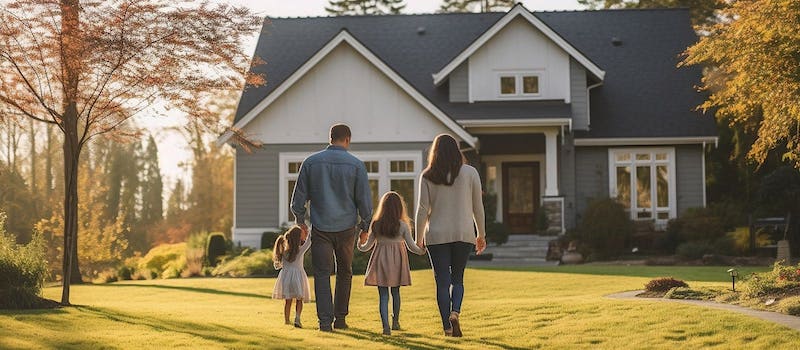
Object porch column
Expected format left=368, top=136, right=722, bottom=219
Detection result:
left=544, top=129, right=559, bottom=196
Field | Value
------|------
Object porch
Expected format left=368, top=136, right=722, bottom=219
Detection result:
left=469, top=127, right=567, bottom=235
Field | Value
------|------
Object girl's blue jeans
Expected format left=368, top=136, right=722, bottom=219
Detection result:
left=377, top=286, right=400, bottom=331
left=427, top=241, right=473, bottom=331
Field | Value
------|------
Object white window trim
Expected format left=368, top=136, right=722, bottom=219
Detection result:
left=278, top=151, right=423, bottom=226
left=608, top=147, right=677, bottom=226
left=496, top=70, right=543, bottom=99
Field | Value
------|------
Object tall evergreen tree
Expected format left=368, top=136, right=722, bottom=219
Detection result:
left=439, top=0, right=513, bottom=13
left=326, top=0, right=406, bottom=15
left=141, top=135, right=163, bottom=227
left=167, top=180, right=186, bottom=225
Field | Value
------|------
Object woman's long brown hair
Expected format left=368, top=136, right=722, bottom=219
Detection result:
left=371, top=191, right=410, bottom=238
left=423, top=134, right=465, bottom=186
left=273, top=226, right=303, bottom=263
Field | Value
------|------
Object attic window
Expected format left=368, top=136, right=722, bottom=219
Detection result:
left=522, top=76, right=539, bottom=94
left=500, top=76, right=516, bottom=94
left=498, top=72, right=542, bottom=98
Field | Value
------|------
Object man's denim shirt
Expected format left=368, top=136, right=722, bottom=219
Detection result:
left=291, top=145, right=372, bottom=232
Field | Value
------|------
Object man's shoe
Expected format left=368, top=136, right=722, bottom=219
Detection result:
left=319, top=324, right=333, bottom=332
left=333, top=319, right=349, bottom=330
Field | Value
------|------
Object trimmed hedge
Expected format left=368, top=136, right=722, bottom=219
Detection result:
left=206, top=233, right=227, bottom=267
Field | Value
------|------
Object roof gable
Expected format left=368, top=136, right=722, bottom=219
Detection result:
left=218, top=30, right=477, bottom=146
left=432, top=4, right=605, bottom=86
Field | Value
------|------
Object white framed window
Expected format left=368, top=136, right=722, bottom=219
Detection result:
left=279, top=151, right=423, bottom=226
left=608, top=147, right=677, bottom=228
left=497, top=71, right=542, bottom=98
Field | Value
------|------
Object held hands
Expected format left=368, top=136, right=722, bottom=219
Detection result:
left=299, top=223, right=309, bottom=240
left=359, top=230, right=369, bottom=245
left=475, top=237, right=486, bottom=255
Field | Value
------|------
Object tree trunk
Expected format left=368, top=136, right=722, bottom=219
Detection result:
left=46, top=125, right=52, bottom=197
left=30, top=119, right=36, bottom=192
left=59, top=0, right=83, bottom=306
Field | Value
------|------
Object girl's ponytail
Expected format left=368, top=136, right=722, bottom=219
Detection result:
left=273, top=234, right=286, bottom=269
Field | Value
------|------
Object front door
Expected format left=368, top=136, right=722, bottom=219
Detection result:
left=502, top=162, right=540, bottom=234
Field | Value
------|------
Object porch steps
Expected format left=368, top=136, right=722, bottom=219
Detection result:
left=474, top=234, right=557, bottom=266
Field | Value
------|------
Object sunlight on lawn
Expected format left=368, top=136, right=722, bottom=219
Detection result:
left=1, top=267, right=798, bottom=349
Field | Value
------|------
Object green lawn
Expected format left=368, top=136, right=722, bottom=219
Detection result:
left=1, top=266, right=798, bottom=349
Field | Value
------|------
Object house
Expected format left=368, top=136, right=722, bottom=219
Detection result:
left=218, top=5, right=717, bottom=248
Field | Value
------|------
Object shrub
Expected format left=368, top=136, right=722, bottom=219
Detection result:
left=212, top=249, right=276, bottom=277
left=183, top=232, right=210, bottom=278
left=206, top=233, right=227, bottom=267
left=576, top=198, right=634, bottom=260
left=116, top=265, right=133, bottom=281
left=0, top=213, right=49, bottom=309
left=535, top=209, right=550, bottom=233
left=740, top=262, right=800, bottom=298
left=675, top=241, right=712, bottom=260
left=644, top=277, right=688, bottom=293
left=666, top=208, right=726, bottom=245
left=92, top=269, right=118, bottom=284
left=261, top=231, right=283, bottom=250
left=780, top=297, right=800, bottom=316
left=663, top=286, right=722, bottom=300
left=137, top=243, right=186, bottom=278
left=485, top=221, right=509, bottom=246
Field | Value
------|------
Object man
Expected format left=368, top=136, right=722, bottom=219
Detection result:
left=291, top=123, right=372, bottom=332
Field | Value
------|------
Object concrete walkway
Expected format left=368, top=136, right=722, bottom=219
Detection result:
left=606, top=290, right=800, bottom=332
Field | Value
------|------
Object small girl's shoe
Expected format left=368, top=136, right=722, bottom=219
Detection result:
left=294, top=316, right=302, bottom=328
left=444, top=328, right=453, bottom=337
left=449, top=312, right=462, bottom=337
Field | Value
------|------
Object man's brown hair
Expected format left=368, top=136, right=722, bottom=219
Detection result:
left=330, top=124, right=351, bottom=143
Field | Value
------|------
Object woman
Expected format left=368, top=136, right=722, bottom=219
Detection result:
left=415, top=134, right=486, bottom=337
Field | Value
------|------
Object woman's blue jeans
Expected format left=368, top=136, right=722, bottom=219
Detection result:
left=427, top=241, right=473, bottom=331
left=377, top=286, right=400, bottom=331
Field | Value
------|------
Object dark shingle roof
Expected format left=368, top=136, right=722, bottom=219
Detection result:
left=234, top=9, right=716, bottom=139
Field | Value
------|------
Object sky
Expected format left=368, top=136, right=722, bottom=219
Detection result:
left=152, top=0, right=586, bottom=188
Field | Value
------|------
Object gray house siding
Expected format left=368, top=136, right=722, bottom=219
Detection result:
left=235, top=142, right=431, bottom=231
left=574, top=146, right=609, bottom=225
left=448, top=62, right=469, bottom=103
left=676, top=144, right=705, bottom=213
left=570, top=58, right=589, bottom=130
left=559, top=133, right=577, bottom=229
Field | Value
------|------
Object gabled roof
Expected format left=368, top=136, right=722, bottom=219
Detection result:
left=219, top=30, right=476, bottom=146
left=231, top=8, right=717, bottom=140
left=431, top=4, right=605, bottom=86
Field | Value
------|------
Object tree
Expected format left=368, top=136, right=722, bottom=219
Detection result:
left=438, top=0, right=514, bottom=13
left=577, top=0, right=727, bottom=26
left=0, top=0, right=263, bottom=305
left=326, top=0, right=406, bottom=15
left=681, top=0, right=800, bottom=168
left=140, top=135, right=163, bottom=227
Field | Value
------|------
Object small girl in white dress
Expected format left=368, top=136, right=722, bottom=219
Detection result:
left=272, top=225, right=312, bottom=328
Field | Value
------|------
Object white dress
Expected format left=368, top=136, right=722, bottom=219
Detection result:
left=272, top=237, right=312, bottom=302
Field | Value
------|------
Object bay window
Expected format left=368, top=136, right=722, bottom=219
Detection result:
left=608, top=148, right=676, bottom=227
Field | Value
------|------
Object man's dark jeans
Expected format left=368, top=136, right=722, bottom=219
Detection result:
left=311, top=227, right=356, bottom=328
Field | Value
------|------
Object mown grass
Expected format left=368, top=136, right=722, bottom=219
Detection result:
left=1, top=266, right=798, bottom=349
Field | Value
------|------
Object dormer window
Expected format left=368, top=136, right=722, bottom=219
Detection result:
left=497, top=71, right=542, bottom=98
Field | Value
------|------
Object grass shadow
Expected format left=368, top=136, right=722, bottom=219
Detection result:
left=75, top=305, right=296, bottom=345
left=93, top=282, right=270, bottom=300
left=334, top=327, right=443, bottom=350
